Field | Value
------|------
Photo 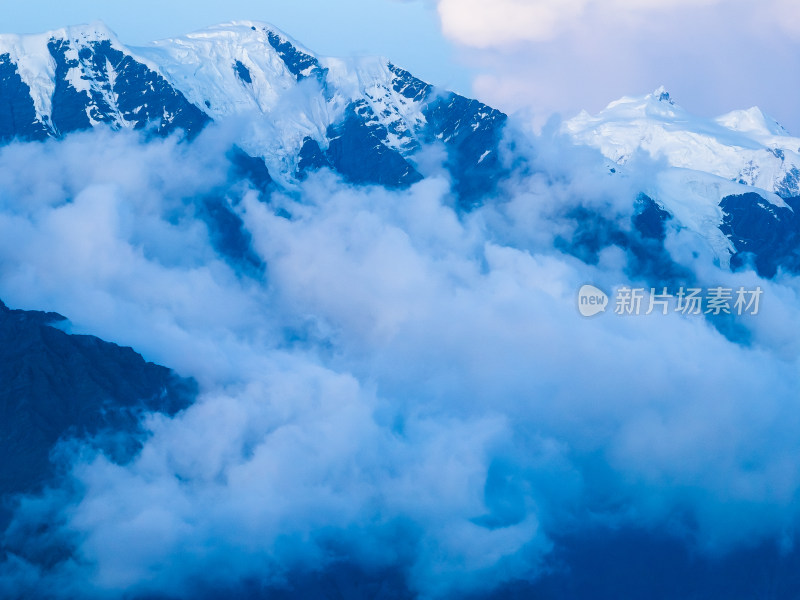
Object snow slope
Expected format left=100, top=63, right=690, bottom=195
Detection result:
left=0, top=21, right=507, bottom=201
left=563, top=88, right=800, bottom=272
left=2, top=23, right=799, bottom=274
left=564, top=87, right=800, bottom=199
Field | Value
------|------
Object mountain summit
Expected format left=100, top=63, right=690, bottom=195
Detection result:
left=565, top=87, right=800, bottom=198
left=564, top=88, right=800, bottom=275
left=4, top=23, right=800, bottom=275
left=0, top=21, right=507, bottom=204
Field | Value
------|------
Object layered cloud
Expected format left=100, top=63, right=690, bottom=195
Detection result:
left=1, top=125, right=800, bottom=598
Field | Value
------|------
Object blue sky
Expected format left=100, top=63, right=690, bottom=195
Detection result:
left=0, top=0, right=473, bottom=96
left=3, top=0, right=800, bottom=133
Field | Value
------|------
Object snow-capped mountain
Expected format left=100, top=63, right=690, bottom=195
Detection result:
left=565, top=88, right=800, bottom=276
left=2, top=22, right=799, bottom=276
left=0, top=21, right=507, bottom=204
left=0, top=23, right=209, bottom=139
left=565, top=86, right=800, bottom=198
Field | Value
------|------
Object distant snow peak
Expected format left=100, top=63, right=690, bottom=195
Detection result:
left=652, top=85, right=674, bottom=105
left=565, top=88, right=800, bottom=201
left=715, top=106, right=790, bottom=138
left=563, top=87, right=800, bottom=270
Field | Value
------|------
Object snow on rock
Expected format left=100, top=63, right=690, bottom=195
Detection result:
left=564, top=87, right=800, bottom=200
left=0, top=21, right=506, bottom=198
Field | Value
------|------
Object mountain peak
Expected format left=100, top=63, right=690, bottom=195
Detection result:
left=0, top=20, right=122, bottom=58
left=0, top=20, right=507, bottom=205
left=54, top=20, right=116, bottom=39
left=173, top=20, right=283, bottom=38
left=27, top=21, right=119, bottom=44
left=565, top=84, right=800, bottom=211
left=715, top=106, right=790, bottom=138
left=593, top=87, right=684, bottom=122
left=153, top=20, right=317, bottom=58
left=651, top=85, right=675, bottom=105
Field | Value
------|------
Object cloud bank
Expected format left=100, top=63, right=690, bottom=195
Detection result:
left=428, top=0, right=800, bottom=134
left=436, top=0, right=721, bottom=46
left=0, top=125, right=800, bottom=598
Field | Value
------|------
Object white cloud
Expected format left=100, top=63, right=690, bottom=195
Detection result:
left=437, top=0, right=585, bottom=46
left=2, top=127, right=800, bottom=597
left=436, top=0, right=722, bottom=46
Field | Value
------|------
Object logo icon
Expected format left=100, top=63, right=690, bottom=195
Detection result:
left=578, top=284, right=608, bottom=317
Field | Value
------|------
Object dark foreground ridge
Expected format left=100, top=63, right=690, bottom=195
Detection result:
left=0, top=299, right=195, bottom=504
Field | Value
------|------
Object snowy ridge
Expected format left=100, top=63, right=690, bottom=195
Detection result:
left=1, top=22, right=798, bottom=273
left=138, top=22, right=434, bottom=182
left=138, top=22, right=334, bottom=178
left=0, top=20, right=507, bottom=200
left=564, top=87, right=800, bottom=200
left=139, top=22, right=304, bottom=118
left=649, top=169, right=743, bottom=267
left=322, top=55, right=427, bottom=154
left=562, top=87, right=800, bottom=271
left=0, top=22, right=158, bottom=127
left=0, top=32, right=57, bottom=124
left=716, top=106, right=790, bottom=138
left=0, top=23, right=122, bottom=125
left=0, top=22, right=210, bottom=138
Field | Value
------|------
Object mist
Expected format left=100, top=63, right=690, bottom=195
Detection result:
left=1, top=123, right=800, bottom=598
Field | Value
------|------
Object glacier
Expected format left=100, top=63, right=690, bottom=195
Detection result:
left=565, top=87, right=800, bottom=275
left=0, top=20, right=507, bottom=206
left=3, top=23, right=800, bottom=275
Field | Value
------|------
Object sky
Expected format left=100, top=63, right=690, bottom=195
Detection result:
left=0, top=0, right=473, bottom=98
left=2, top=0, right=800, bottom=131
